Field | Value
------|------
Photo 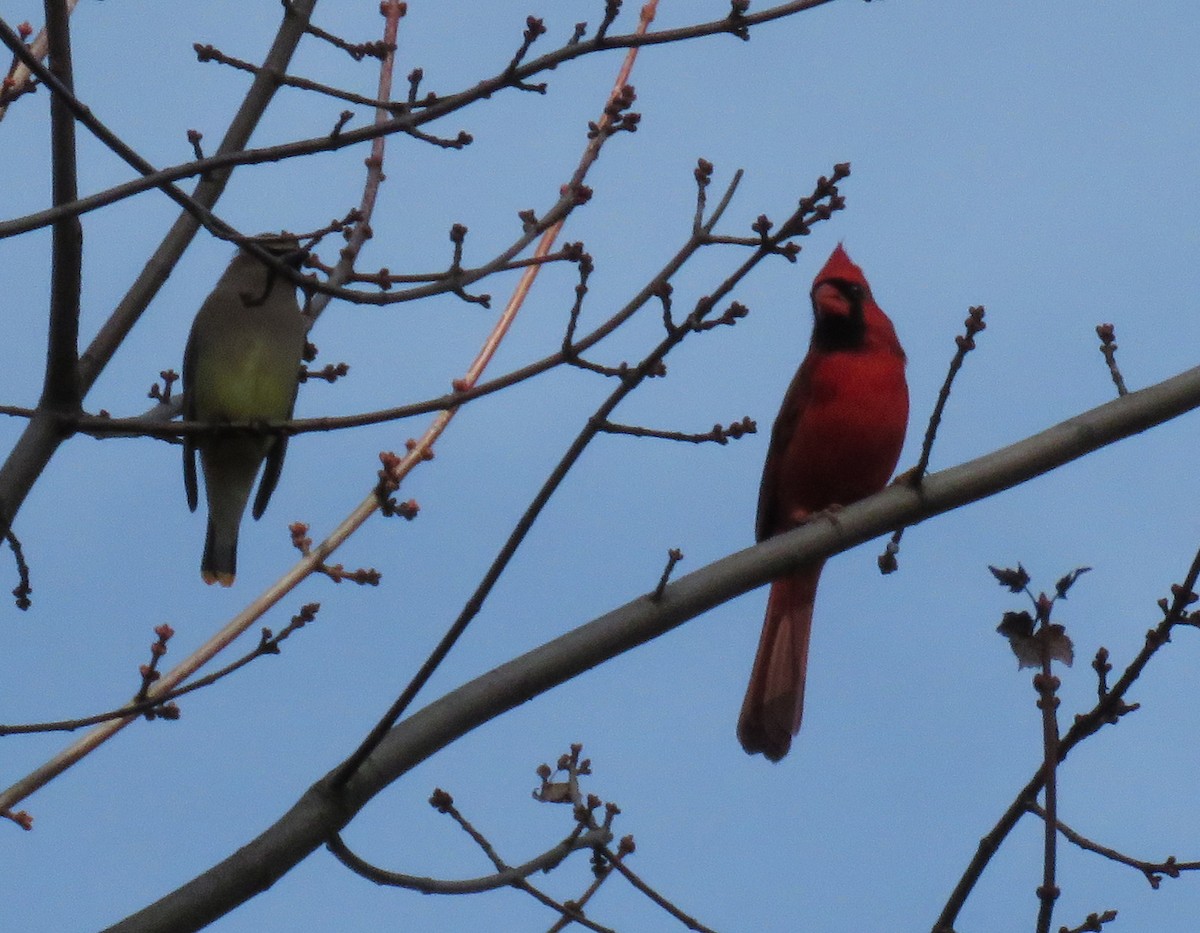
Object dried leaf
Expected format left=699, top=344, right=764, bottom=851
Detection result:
left=1054, top=567, right=1092, bottom=599
left=535, top=781, right=573, bottom=804
left=989, top=564, right=1030, bottom=593
left=1043, top=623, right=1075, bottom=667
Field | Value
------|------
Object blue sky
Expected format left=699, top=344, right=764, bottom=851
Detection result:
left=4, top=1, right=1200, bottom=931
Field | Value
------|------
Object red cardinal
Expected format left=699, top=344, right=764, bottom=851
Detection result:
left=738, top=244, right=908, bottom=761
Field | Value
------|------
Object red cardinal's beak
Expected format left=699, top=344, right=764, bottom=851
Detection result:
left=812, top=282, right=852, bottom=318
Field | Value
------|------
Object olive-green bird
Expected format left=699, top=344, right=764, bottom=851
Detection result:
left=182, top=239, right=308, bottom=586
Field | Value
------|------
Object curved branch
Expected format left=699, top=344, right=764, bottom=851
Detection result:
left=326, top=827, right=611, bottom=894
left=99, top=364, right=1200, bottom=933
left=0, top=1, right=80, bottom=118
left=1027, top=802, right=1200, bottom=889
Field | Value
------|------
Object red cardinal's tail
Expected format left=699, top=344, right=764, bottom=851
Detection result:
left=737, top=563, right=823, bottom=761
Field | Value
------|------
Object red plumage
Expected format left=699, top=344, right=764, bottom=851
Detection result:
left=738, top=244, right=909, bottom=761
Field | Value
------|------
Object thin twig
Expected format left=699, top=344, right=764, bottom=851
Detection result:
left=303, top=16, right=393, bottom=62
left=652, top=549, right=684, bottom=601
left=0, top=605, right=319, bottom=735
left=882, top=306, right=985, bottom=571
left=1096, top=323, right=1128, bottom=397
left=7, top=528, right=31, bottom=609
left=326, top=827, right=612, bottom=897
left=304, top=0, right=406, bottom=330
left=603, top=847, right=719, bottom=933
left=1058, top=911, right=1119, bottom=933
left=1028, top=802, right=1200, bottom=890
left=194, top=42, right=405, bottom=111
left=600, top=417, right=755, bottom=446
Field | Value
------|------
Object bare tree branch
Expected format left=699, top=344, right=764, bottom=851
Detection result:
left=38, top=0, right=82, bottom=415
left=327, top=827, right=611, bottom=896
left=933, top=526, right=1200, bottom=932
left=0, top=1, right=837, bottom=240
left=97, top=362, right=1200, bottom=933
